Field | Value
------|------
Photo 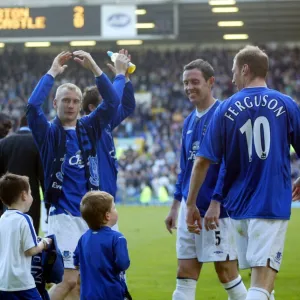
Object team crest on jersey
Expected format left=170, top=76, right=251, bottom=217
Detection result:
left=188, top=141, right=200, bottom=161
left=275, top=251, right=282, bottom=263
left=63, top=251, right=71, bottom=260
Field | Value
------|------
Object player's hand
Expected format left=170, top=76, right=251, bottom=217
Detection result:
left=204, top=200, right=220, bottom=231
left=186, top=204, right=202, bottom=234
left=45, top=238, right=53, bottom=245
left=292, top=177, right=300, bottom=201
left=107, top=49, right=131, bottom=77
left=73, top=50, right=103, bottom=77
left=42, top=237, right=53, bottom=250
left=165, top=201, right=179, bottom=234
left=47, top=51, right=72, bottom=78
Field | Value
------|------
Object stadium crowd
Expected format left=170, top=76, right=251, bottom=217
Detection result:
left=0, top=46, right=300, bottom=202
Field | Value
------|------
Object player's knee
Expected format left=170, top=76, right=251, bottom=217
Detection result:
left=214, top=260, right=238, bottom=283
left=177, top=261, right=200, bottom=280
left=63, top=277, right=77, bottom=291
left=62, top=272, right=78, bottom=291
left=250, top=265, right=276, bottom=292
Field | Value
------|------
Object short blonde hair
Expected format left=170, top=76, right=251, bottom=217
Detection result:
left=234, top=45, right=269, bottom=79
left=55, top=83, right=82, bottom=101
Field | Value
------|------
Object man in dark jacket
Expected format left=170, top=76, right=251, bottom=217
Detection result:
left=0, top=115, right=44, bottom=232
left=0, top=112, right=12, bottom=140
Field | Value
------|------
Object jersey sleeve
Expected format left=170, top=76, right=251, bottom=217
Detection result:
left=26, top=74, right=53, bottom=147
left=112, top=74, right=126, bottom=102
left=197, top=105, right=224, bottom=164
left=173, top=130, right=187, bottom=201
left=288, top=98, right=300, bottom=157
left=111, top=81, right=136, bottom=130
left=82, top=73, right=120, bottom=132
left=114, top=234, right=130, bottom=272
left=212, top=159, right=226, bottom=202
left=20, top=214, right=37, bottom=252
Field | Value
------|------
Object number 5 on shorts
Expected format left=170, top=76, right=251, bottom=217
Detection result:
left=215, top=231, right=221, bottom=246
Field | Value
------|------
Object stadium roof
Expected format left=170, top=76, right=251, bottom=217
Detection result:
left=178, top=0, right=300, bottom=43
left=1, top=0, right=300, bottom=44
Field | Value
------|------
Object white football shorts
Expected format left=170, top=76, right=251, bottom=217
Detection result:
left=176, top=200, right=237, bottom=262
left=48, top=208, right=119, bottom=269
left=230, top=218, right=288, bottom=271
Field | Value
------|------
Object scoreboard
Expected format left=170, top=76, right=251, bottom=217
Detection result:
left=0, top=6, right=100, bottom=38
left=0, top=5, right=175, bottom=41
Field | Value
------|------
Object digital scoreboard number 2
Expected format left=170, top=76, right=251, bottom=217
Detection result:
left=73, top=6, right=84, bottom=29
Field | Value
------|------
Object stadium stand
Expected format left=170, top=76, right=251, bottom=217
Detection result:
left=0, top=46, right=299, bottom=203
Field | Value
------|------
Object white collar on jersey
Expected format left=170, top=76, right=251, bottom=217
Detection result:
left=195, top=99, right=217, bottom=119
left=63, top=126, right=76, bottom=130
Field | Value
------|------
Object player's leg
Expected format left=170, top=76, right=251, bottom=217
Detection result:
left=49, top=269, right=79, bottom=300
left=198, top=217, right=247, bottom=300
left=47, top=212, right=88, bottom=300
left=64, top=271, right=81, bottom=300
left=64, top=216, right=89, bottom=300
left=215, top=260, right=247, bottom=300
left=245, top=219, right=287, bottom=300
left=173, top=259, right=202, bottom=300
left=173, top=200, right=201, bottom=300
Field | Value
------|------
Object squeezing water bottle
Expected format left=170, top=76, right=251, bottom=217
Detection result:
left=107, top=51, right=136, bottom=74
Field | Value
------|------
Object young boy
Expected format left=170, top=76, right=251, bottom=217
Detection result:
left=0, top=173, right=52, bottom=299
left=74, top=191, right=131, bottom=300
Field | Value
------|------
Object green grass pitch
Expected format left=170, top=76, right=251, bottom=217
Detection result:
left=118, top=206, right=300, bottom=300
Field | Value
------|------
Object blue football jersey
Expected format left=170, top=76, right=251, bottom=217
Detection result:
left=198, top=87, right=300, bottom=220
left=174, top=100, right=227, bottom=218
left=55, top=129, right=88, bottom=216
left=74, top=227, right=130, bottom=300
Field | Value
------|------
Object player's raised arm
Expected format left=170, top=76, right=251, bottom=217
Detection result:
left=27, top=51, right=72, bottom=146
left=107, top=49, right=129, bottom=100
left=74, top=50, right=120, bottom=129
left=109, top=50, right=136, bottom=129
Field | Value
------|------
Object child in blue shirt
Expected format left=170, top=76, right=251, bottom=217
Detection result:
left=74, top=191, right=131, bottom=300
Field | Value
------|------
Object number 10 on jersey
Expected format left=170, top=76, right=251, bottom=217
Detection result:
left=240, top=117, right=271, bottom=162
